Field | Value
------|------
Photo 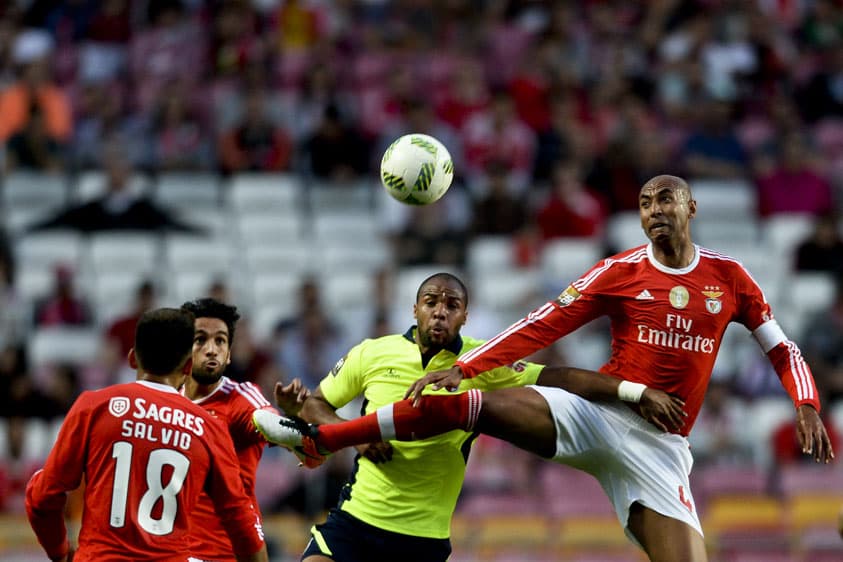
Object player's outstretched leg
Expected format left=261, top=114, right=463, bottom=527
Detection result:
left=253, top=389, right=482, bottom=467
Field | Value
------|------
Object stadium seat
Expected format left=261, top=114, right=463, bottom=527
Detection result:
left=778, top=464, right=843, bottom=497
left=28, top=327, right=101, bottom=369
left=312, top=211, right=383, bottom=242
left=540, top=238, right=603, bottom=286
left=87, top=232, right=161, bottom=276
left=234, top=212, right=304, bottom=249
left=538, top=465, right=615, bottom=518
left=162, top=233, right=235, bottom=275
left=1, top=171, right=68, bottom=214
left=168, top=270, right=238, bottom=308
left=72, top=170, right=151, bottom=203
left=760, top=214, right=816, bottom=261
left=14, top=230, right=84, bottom=270
left=693, top=217, right=760, bottom=248
left=703, top=495, right=788, bottom=554
left=472, top=267, right=542, bottom=320
left=605, top=210, right=647, bottom=253
left=308, top=179, right=376, bottom=213
left=744, top=398, right=798, bottom=468
left=226, top=172, right=303, bottom=215
left=466, top=236, right=517, bottom=276
left=689, top=179, right=757, bottom=221
left=154, top=172, right=221, bottom=211
left=242, top=244, right=315, bottom=277
left=319, top=238, right=391, bottom=274
left=320, top=271, right=375, bottom=312
left=91, top=270, right=158, bottom=325
left=690, top=464, right=770, bottom=511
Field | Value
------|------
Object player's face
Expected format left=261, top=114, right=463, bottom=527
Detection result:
left=638, top=179, right=695, bottom=243
left=413, top=280, right=467, bottom=351
left=191, top=317, right=232, bottom=385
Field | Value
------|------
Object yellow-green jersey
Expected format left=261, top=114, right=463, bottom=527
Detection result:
left=318, top=326, right=542, bottom=539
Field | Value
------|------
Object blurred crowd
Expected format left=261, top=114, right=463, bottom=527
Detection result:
left=2, top=0, right=843, bottom=519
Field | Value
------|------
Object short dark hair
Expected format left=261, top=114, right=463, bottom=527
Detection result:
left=134, top=308, right=195, bottom=375
left=180, top=298, right=241, bottom=343
left=415, top=272, right=469, bottom=308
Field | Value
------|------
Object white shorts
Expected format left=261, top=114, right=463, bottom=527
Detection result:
left=528, top=385, right=703, bottom=546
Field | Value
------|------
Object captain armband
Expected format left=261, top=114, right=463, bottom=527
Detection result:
left=753, top=319, right=787, bottom=353
left=618, top=381, right=647, bottom=403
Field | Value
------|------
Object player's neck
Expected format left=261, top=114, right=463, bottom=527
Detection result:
left=651, top=239, right=695, bottom=269
left=137, top=372, right=185, bottom=390
left=183, top=375, right=223, bottom=400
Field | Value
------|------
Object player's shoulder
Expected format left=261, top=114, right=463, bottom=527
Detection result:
left=357, top=332, right=414, bottom=354
left=459, top=334, right=486, bottom=352
left=220, top=377, right=272, bottom=409
left=696, top=245, right=753, bottom=276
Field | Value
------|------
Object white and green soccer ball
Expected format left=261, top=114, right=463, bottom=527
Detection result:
left=380, top=133, right=454, bottom=205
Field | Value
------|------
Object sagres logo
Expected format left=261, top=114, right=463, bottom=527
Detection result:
left=109, top=397, right=130, bottom=417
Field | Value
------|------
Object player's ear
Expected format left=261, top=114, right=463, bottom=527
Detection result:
left=182, top=357, right=193, bottom=375
left=688, top=198, right=697, bottom=219
left=128, top=349, right=138, bottom=369
left=412, top=303, right=418, bottom=320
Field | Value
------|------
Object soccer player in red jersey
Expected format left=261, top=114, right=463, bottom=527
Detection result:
left=25, top=307, right=268, bottom=562
left=256, top=176, right=834, bottom=562
left=180, top=298, right=278, bottom=562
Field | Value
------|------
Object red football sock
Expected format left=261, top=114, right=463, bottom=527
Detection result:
left=315, top=389, right=482, bottom=453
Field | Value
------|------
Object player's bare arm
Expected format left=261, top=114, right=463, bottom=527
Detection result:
left=406, top=365, right=464, bottom=404
left=795, top=404, right=835, bottom=463
left=537, top=366, right=687, bottom=433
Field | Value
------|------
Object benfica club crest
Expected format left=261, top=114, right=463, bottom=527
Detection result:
left=109, top=397, right=130, bottom=417
left=702, top=286, right=723, bottom=314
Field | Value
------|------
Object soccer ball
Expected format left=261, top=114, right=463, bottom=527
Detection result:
left=380, top=133, right=454, bottom=205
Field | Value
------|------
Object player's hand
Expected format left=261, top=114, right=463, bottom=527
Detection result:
left=274, top=379, right=311, bottom=417
left=355, top=442, right=393, bottom=464
left=639, top=388, right=687, bottom=433
left=796, top=404, right=835, bottom=464
left=405, top=366, right=464, bottom=406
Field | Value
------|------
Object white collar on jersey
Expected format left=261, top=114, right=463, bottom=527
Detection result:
left=646, top=243, right=700, bottom=274
left=135, top=380, right=180, bottom=394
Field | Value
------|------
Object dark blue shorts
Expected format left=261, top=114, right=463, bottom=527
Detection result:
left=301, top=508, right=452, bottom=562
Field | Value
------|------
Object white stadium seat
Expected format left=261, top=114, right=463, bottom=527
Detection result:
left=14, top=230, right=85, bottom=269
left=227, top=173, right=302, bottom=214
left=761, top=213, right=816, bottom=262
left=28, top=326, right=101, bottom=368
left=689, top=178, right=756, bottom=220
left=467, top=236, right=516, bottom=276
left=540, top=238, right=603, bottom=286
left=88, top=232, right=161, bottom=275
left=155, top=172, right=221, bottom=211
left=605, top=210, right=647, bottom=252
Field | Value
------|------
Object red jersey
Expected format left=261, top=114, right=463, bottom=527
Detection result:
left=458, top=244, right=820, bottom=435
left=25, top=381, right=265, bottom=561
left=185, top=377, right=276, bottom=561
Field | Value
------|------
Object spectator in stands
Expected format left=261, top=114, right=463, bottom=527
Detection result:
left=394, top=202, right=469, bottom=267
left=226, top=316, right=282, bottom=399
left=103, top=279, right=156, bottom=359
left=71, top=82, right=149, bottom=170
left=29, top=144, right=200, bottom=233
left=679, top=97, right=749, bottom=180
left=794, top=213, right=843, bottom=274
left=755, top=134, right=834, bottom=218
left=129, top=0, right=205, bottom=112
left=32, top=264, right=92, bottom=328
left=273, top=277, right=346, bottom=391
left=461, top=90, right=535, bottom=195
left=799, top=276, right=843, bottom=404
left=470, top=161, right=528, bottom=237
left=0, top=29, right=71, bottom=172
left=218, top=87, right=293, bottom=174
left=687, top=380, right=753, bottom=468
left=305, top=104, right=369, bottom=181
left=150, top=81, right=213, bottom=171
left=0, top=232, right=25, bottom=354
left=795, top=40, right=843, bottom=123
left=534, top=159, right=608, bottom=241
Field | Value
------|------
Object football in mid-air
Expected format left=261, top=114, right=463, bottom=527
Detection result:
left=380, top=133, right=453, bottom=205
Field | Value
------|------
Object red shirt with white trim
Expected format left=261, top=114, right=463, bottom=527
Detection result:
left=185, top=377, right=276, bottom=561
left=458, top=244, right=820, bottom=435
left=25, top=381, right=265, bottom=561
